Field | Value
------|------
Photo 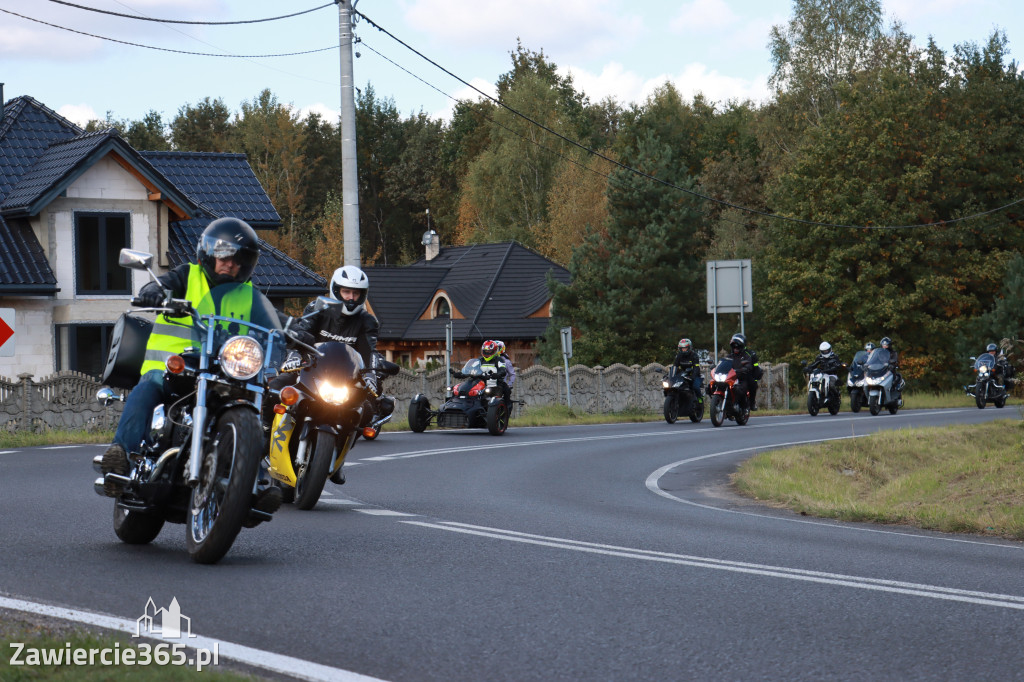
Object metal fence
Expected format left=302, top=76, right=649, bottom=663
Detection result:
left=0, top=362, right=788, bottom=433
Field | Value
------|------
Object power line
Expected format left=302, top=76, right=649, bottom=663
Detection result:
left=44, top=0, right=334, bottom=25
left=354, top=9, right=1024, bottom=232
left=0, top=7, right=337, bottom=58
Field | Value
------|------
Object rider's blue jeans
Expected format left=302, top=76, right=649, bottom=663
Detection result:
left=113, top=370, right=165, bottom=451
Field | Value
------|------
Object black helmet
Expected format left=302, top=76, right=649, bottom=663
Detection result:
left=196, top=217, right=260, bottom=285
left=986, top=343, right=998, bottom=354
left=729, top=333, right=746, bottom=351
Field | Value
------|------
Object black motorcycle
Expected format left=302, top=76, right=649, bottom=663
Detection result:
left=94, top=249, right=287, bottom=564
left=846, top=350, right=868, bottom=413
left=358, top=352, right=400, bottom=441
left=965, top=352, right=1008, bottom=409
left=409, top=359, right=511, bottom=435
left=661, top=365, right=705, bottom=424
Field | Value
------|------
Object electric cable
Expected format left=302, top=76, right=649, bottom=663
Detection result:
left=355, top=9, right=1024, bottom=231
left=0, top=7, right=337, bottom=58
left=44, top=0, right=334, bottom=25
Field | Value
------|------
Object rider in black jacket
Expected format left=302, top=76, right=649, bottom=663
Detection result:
left=294, top=265, right=379, bottom=371
left=727, top=333, right=754, bottom=409
left=672, top=337, right=703, bottom=394
left=804, top=341, right=844, bottom=393
left=880, top=336, right=904, bottom=390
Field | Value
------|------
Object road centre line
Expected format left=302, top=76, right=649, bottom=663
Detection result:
left=401, top=520, right=1024, bottom=611
left=0, top=596, right=387, bottom=682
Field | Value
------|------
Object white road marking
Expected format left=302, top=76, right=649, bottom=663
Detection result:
left=0, top=595, right=388, bottom=682
left=316, top=498, right=363, bottom=507
left=356, top=509, right=416, bottom=516
left=403, top=520, right=1024, bottom=611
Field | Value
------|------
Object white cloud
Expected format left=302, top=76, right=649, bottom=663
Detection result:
left=57, top=104, right=100, bottom=127
left=297, top=102, right=340, bottom=123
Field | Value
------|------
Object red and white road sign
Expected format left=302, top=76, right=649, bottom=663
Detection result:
left=0, top=309, right=14, bottom=357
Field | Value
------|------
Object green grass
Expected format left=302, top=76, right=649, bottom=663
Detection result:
left=732, top=419, right=1024, bottom=539
left=0, top=614, right=261, bottom=680
left=0, top=429, right=114, bottom=449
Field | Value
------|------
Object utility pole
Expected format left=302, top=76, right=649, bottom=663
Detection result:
left=338, top=0, right=360, bottom=266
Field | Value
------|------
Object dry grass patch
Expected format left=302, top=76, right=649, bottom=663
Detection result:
left=732, top=420, right=1024, bottom=538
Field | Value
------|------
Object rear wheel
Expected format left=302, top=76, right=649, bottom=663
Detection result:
left=295, top=432, right=333, bottom=510
left=887, top=402, right=899, bottom=415
left=735, top=401, right=750, bottom=426
left=995, top=395, right=1007, bottom=408
left=113, top=505, right=164, bottom=545
left=689, top=397, right=704, bottom=423
left=827, top=391, right=841, bottom=416
left=663, top=395, right=679, bottom=424
left=869, top=395, right=881, bottom=416
left=807, top=392, right=819, bottom=416
left=486, top=401, right=509, bottom=435
left=186, top=408, right=261, bottom=564
left=409, top=398, right=430, bottom=432
left=710, top=395, right=725, bottom=427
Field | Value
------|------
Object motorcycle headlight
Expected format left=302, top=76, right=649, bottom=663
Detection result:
left=865, top=376, right=882, bottom=386
left=219, top=336, right=264, bottom=380
left=855, top=379, right=865, bottom=387
left=316, top=378, right=350, bottom=405
left=662, top=380, right=669, bottom=389
left=714, top=373, right=728, bottom=382
left=978, top=366, right=990, bottom=376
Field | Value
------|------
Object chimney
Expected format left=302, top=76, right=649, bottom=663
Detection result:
left=423, top=229, right=439, bottom=261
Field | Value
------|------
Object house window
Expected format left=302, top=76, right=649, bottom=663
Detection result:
left=433, top=296, right=451, bottom=319
left=56, top=324, right=114, bottom=379
left=75, top=212, right=130, bottom=294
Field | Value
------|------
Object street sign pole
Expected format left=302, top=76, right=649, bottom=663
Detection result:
left=560, top=326, right=573, bottom=408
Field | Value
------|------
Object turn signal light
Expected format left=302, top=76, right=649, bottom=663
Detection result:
left=273, top=404, right=287, bottom=415
left=166, top=355, right=185, bottom=374
left=280, top=386, right=300, bottom=406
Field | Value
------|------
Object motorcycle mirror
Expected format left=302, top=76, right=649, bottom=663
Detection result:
left=969, top=356, right=977, bottom=362
left=118, top=249, right=153, bottom=270
left=312, top=295, right=341, bottom=313
left=95, top=387, right=123, bottom=406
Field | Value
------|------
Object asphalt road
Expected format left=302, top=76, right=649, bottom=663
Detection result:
left=1, top=406, right=1022, bottom=681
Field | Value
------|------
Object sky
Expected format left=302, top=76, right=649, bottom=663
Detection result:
left=2, top=0, right=1020, bottom=129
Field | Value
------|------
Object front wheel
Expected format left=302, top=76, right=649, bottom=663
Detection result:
left=975, top=384, right=986, bottom=409
left=663, top=395, right=679, bottom=424
left=807, top=392, right=819, bottom=416
left=113, top=505, right=164, bottom=545
left=850, top=391, right=862, bottom=413
left=294, top=431, right=333, bottom=510
left=486, top=401, right=509, bottom=435
left=710, top=394, right=725, bottom=427
left=869, top=394, right=881, bottom=416
left=186, top=408, right=262, bottom=564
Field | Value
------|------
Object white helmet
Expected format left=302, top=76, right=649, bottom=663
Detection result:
left=819, top=341, right=833, bottom=355
left=329, top=265, right=369, bottom=316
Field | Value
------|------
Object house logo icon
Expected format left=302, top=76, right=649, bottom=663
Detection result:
left=134, top=597, right=196, bottom=639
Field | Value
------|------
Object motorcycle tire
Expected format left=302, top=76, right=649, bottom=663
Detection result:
left=735, top=403, right=750, bottom=426
left=710, top=395, right=725, bottom=427
left=409, top=398, right=430, bottom=433
left=827, top=393, right=841, bottom=416
left=869, top=395, right=881, bottom=416
left=995, top=395, right=1007, bottom=408
left=850, top=396, right=862, bottom=413
left=486, top=401, right=509, bottom=436
left=887, top=402, right=899, bottom=415
left=113, top=504, right=164, bottom=545
left=689, top=397, right=704, bottom=423
left=807, top=393, right=819, bottom=417
left=295, top=432, right=333, bottom=510
left=186, top=408, right=262, bottom=565
left=975, top=385, right=986, bottom=409
left=663, top=395, right=679, bottom=424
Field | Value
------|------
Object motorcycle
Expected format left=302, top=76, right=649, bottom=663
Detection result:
left=660, top=365, right=704, bottom=424
left=93, top=249, right=287, bottom=564
left=804, top=361, right=845, bottom=416
left=266, top=297, right=377, bottom=509
left=409, top=358, right=512, bottom=435
left=358, top=352, right=400, bottom=440
left=708, top=358, right=750, bottom=427
left=965, top=353, right=1008, bottom=409
left=864, top=347, right=902, bottom=416
left=846, top=350, right=868, bottom=413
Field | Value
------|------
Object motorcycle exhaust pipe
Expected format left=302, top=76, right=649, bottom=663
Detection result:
left=92, top=454, right=104, bottom=474
left=93, top=477, right=106, bottom=496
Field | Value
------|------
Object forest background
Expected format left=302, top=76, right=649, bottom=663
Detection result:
left=84, top=0, right=1024, bottom=391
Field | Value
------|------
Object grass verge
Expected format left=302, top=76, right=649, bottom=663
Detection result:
left=732, top=419, right=1024, bottom=539
left=0, top=429, right=113, bottom=449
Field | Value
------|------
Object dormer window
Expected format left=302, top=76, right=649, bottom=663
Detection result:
left=433, top=296, right=451, bottom=318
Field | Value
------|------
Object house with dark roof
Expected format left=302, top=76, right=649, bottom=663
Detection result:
left=365, top=234, right=570, bottom=369
left=0, top=91, right=324, bottom=380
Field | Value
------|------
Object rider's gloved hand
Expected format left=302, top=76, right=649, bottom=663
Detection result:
left=363, top=372, right=378, bottom=395
left=134, top=282, right=166, bottom=307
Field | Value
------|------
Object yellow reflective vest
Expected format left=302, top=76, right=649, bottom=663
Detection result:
left=139, top=264, right=254, bottom=375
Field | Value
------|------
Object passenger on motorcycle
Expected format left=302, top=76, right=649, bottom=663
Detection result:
left=100, top=218, right=269, bottom=498
left=495, top=340, right=516, bottom=388
left=726, top=334, right=754, bottom=409
left=985, top=342, right=1016, bottom=388
left=804, top=341, right=844, bottom=392
left=880, top=337, right=905, bottom=390
left=672, top=338, right=704, bottom=395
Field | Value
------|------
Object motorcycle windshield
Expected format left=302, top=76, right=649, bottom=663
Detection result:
left=852, top=350, right=868, bottom=366
left=974, top=353, right=996, bottom=370
left=865, top=348, right=891, bottom=376
left=300, top=341, right=361, bottom=385
left=189, top=283, right=284, bottom=366
left=461, top=358, right=485, bottom=376
left=713, top=359, right=734, bottom=375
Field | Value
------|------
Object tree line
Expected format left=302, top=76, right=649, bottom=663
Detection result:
left=88, top=0, right=1024, bottom=389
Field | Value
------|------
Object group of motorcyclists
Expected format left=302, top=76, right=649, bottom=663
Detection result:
left=670, top=333, right=761, bottom=410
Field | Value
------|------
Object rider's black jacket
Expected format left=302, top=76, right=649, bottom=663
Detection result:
left=806, top=353, right=844, bottom=374
left=728, top=348, right=753, bottom=377
left=673, top=349, right=699, bottom=373
left=294, top=303, right=379, bottom=367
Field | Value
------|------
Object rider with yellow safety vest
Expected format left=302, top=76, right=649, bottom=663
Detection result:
left=100, top=217, right=268, bottom=497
